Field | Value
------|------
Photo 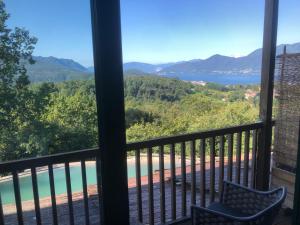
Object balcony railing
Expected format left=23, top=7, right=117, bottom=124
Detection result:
left=0, top=148, right=100, bottom=225
left=0, top=121, right=268, bottom=225
left=126, top=121, right=264, bottom=224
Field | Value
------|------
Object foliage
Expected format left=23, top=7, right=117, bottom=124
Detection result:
left=124, top=75, right=194, bottom=102
left=0, top=72, right=260, bottom=161
left=125, top=108, right=158, bottom=128
left=0, top=1, right=44, bottom=161
left=42, top=81, right=98, bottom=153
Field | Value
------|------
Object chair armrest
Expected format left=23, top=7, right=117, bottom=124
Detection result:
left=191, top=205, right=248, bottom=225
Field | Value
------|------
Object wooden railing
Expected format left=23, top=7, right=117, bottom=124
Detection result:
left=0, top=121, right=269, bottom=225
left=0, top=148, right=100, bottom=225
left=126, top=121, right=265, bottom=225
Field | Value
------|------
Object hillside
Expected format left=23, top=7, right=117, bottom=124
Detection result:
left=124, top=75, right=194, bottom=101
left=25, top=56, right=93, bottom=83
left=123, top=62, right=175, bottom=73
left=2, top=71, right=260, bottom=162
left=24, top=42, right=300, bottom=83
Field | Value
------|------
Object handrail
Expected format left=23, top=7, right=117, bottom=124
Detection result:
left=0, top=121, right=270, bottom=173
left=0, top=148, right=99, bottom=173
left=126, top=121, right=264, bottom=150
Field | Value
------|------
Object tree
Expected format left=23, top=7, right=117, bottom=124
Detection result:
left=43, top=82, right=98, bottom=153
left=0, top=1, right=41, bottom=161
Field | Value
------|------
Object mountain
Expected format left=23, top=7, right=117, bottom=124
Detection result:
left=25, top=42, right=300, bottom=83
left=33, top=56, right=88, bottom=72
left=123, top=62, right=175, bottom=73
left=123, top=69, right=154, bottom=77
left=123, top=62, right=158, bottom=73
left=86, top=66, right=95, bottom=73
left=25, top=56, right=93, bottom=83
left=158, top=42, right=300, bottom=78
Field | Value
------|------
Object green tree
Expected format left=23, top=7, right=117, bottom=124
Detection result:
left=43, top=81, right=98, bottom=153
left=0, top=1, right=42, bottom=160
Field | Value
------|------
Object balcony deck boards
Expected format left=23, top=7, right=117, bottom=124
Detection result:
left=2, top=183, right=291, bottom=225
left=2, top=162, right=289, bottom=225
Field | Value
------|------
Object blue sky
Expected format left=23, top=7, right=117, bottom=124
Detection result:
left=5, top=0, right=300, bottom=67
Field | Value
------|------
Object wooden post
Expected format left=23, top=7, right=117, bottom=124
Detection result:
left=255, top=0, right=279, bottom=190
left=293, top=120, right=300, bottom=225
left=90, top=0, right=130, bottom=225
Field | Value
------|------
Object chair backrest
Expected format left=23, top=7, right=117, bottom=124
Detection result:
left=222, top=182, right=286, bottom=217
left=246, top=187, right=286, bottom=225
left=191, top=185, right=286, bottom=225
left=248, top=187, right=286, bottom=225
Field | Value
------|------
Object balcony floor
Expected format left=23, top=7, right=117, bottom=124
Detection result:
left=2, top=181, right=291, bottom=225
left=2, top=160, right=292, bottom=225
left=3, top=181, right=196, bottom=225
left=172, top=210, right=292, bottom=225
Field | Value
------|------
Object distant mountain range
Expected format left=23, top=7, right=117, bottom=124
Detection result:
left=25, top=42, right=300, bottom=83
left=124, top=42, right=300, bottom=78
left=123, top=62, right=176, bottom=73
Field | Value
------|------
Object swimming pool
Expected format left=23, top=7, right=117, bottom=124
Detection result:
left=0, top=160, right=164, bottom=205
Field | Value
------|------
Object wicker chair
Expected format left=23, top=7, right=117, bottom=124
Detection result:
left=191, top=181, right=286, bottom=225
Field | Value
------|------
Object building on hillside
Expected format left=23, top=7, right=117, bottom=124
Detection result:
left=245, top=89, right=259, bottom=99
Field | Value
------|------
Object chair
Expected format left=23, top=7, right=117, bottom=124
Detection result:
left=191, top=181, right=286, bottom=225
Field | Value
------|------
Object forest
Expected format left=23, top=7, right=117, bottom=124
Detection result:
left=0, top=73, right=260, bottom=162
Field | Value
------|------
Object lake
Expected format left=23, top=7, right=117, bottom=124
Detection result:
left=163, top=73, right=261, bottom=85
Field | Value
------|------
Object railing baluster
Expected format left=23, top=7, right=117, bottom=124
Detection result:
left=236, top=132, right=242, bottom=184
left=219, top=136, right=225, bottom=199
left=251, top=130, right=258, bottom=188
left=170, top=143, right=176, bottom=220
left=159, top=145, right=165, bottom=224
left=81, top=160, right=90, bottom=225
left=181, top=142, right=186, bottom=217
left=227, top=134, right=233, bottom=181
left=209, top=137, right=215, bottom=203
left=95, top=156, right=102, bottom=225
left=12, top=171, right=23, bottom=225
left=147, top=147, right=154, bottom=225
left=31, top=167, right=42, bottom=225
left=190, top=140, right=196, bottom=205
left=48, top=164, right=58, bottom=225
left=243, top=131, right=250, bottom=186
left=65, top=162, right=74, bottom=225
left=0, top=193, right=5, bottom=225
left=135, top=149, right=143, bottom=223
left=200, top=139, right=206, bottom=207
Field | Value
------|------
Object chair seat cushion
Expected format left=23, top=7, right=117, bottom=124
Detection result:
left=207, top=202, right=250, bottom=218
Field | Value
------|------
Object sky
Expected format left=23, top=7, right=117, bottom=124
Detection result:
left=4, top=0, right=300, bottom=67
